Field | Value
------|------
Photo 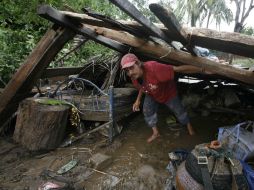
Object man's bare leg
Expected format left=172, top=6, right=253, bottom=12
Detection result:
left=187, top=123, right=195, bottom=135
left=147, top=126, right=160, bottom=143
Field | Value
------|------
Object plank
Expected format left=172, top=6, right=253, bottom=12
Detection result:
left=84, top=24, right=254, bottom=85
left=0, top=26, right=75, bottom=129
left=38, top=5, right=130, bottom=53
left=149, top=3, right=197, bottom=56
left=187, top=28, right=254, bottom=58
left=108, top=0, right=177, bottom=49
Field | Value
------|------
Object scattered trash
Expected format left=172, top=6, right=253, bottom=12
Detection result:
left=166, top=115, right=176, bottom=125
left=38, top=181, right=61, bottom=190
left=166, top=115, right=184, bottom=131
left=208, top=140, right=221, bottom=149
left=137, top=152, right=149, bottom=159
left=57, top=159, right=78, bottom=174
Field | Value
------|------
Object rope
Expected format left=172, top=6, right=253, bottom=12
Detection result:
left=160, top=48, right=172, bottom=59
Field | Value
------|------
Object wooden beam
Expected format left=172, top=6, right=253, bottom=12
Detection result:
left=149, top=4, right=197, bottom=56
left=85, top=24, right=254, bottom=85
left=187, top=28, right=254, bottom=58
left=38, top=5, right=130, bottom=53
left=61, top=10, right=254, bottom=59
left=0, top=26, right=75, bottom=128
left=108, top=0, right=178, bottom=49
left=41, top=67, right=84, bottom=78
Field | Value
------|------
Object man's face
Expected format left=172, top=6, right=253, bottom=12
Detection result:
left=124, top=62, right=143, bottom=80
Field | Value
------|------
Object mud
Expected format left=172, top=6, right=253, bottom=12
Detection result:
left=0, top=105, right=253, bottom=190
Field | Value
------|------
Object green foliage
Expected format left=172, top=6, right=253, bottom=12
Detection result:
left=232, top=58, right=254, bottom=68
left=0, top=27, right=42, bottom=85
left=35, top=98, right=70, bottom=106
left=50, top=41, right=115, bottom=68
left=0, top=0, right=124, bottom=86
left=241, top=26, right=254, bottom=36
left=173, top=0, right=233, bottom=27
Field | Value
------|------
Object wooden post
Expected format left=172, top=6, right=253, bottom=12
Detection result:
left=13, top=98, right=70, bottom=151
left=0, top=25, right=75, bottom=129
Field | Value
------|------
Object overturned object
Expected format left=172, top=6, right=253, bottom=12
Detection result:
left=13, top=98, right=70, bottom=151
left=185, top=143, right=248, bottom=190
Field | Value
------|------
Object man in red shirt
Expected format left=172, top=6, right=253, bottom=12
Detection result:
left=121, top=53, right=203, bottom=143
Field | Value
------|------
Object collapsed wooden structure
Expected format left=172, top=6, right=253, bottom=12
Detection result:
left=0, top=1, right=254, bottom=130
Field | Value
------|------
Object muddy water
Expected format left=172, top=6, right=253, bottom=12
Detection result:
left=82, top=106, right=230, bottom=189
left=0, top=106, right=246, bottom=190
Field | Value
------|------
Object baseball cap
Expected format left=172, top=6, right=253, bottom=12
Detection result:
left=120, top=53, right=139, bottom=69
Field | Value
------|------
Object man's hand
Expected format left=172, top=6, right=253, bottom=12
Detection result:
left=133, top=100, right=140, bottom=112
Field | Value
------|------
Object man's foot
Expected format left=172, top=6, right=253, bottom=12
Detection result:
left=147, top=133, right=160, bottom=143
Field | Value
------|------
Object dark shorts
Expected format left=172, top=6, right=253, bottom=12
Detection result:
left=143, top=95, right=189, bottom=127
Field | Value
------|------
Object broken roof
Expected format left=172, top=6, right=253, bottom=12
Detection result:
left=0, top=1, right=254, bottom=129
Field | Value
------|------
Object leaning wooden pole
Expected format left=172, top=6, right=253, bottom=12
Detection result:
left=0, top=25, right=75, bottom=129
left=149, top=3, right=197, bottom=55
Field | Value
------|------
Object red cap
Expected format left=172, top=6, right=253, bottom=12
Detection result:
left=121, top=53, right=139, bottom=69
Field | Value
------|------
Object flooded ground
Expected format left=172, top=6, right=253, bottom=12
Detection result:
left=0, top=105, right=253, bottom=190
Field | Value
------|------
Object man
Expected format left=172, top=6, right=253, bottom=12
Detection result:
left=121, top=53, right=205, bottom=143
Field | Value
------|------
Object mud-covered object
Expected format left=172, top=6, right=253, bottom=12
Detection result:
left=185, top=143, right=249, bottom=190
left=176, top=161, right=203, bottom=190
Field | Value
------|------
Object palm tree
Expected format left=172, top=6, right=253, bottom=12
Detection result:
left=203, top=0, right=233, bottom=29
left=174, top=0, right=207, bottom=27
left=173, top=0, right=232, bottom=29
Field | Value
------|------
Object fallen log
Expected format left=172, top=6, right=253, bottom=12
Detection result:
left=61, top=9, right=254, bottom=59
left=13, top=98, right=70, bottom=151
left=85, top=24, right=254, bottom=85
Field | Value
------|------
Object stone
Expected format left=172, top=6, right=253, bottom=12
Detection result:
left=90, top=153, right=112, bottom=170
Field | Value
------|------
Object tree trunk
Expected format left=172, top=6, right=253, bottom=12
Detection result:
left=13, top=98, right=70, bottom=151
left=85, top=24, right=254, bottom=85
